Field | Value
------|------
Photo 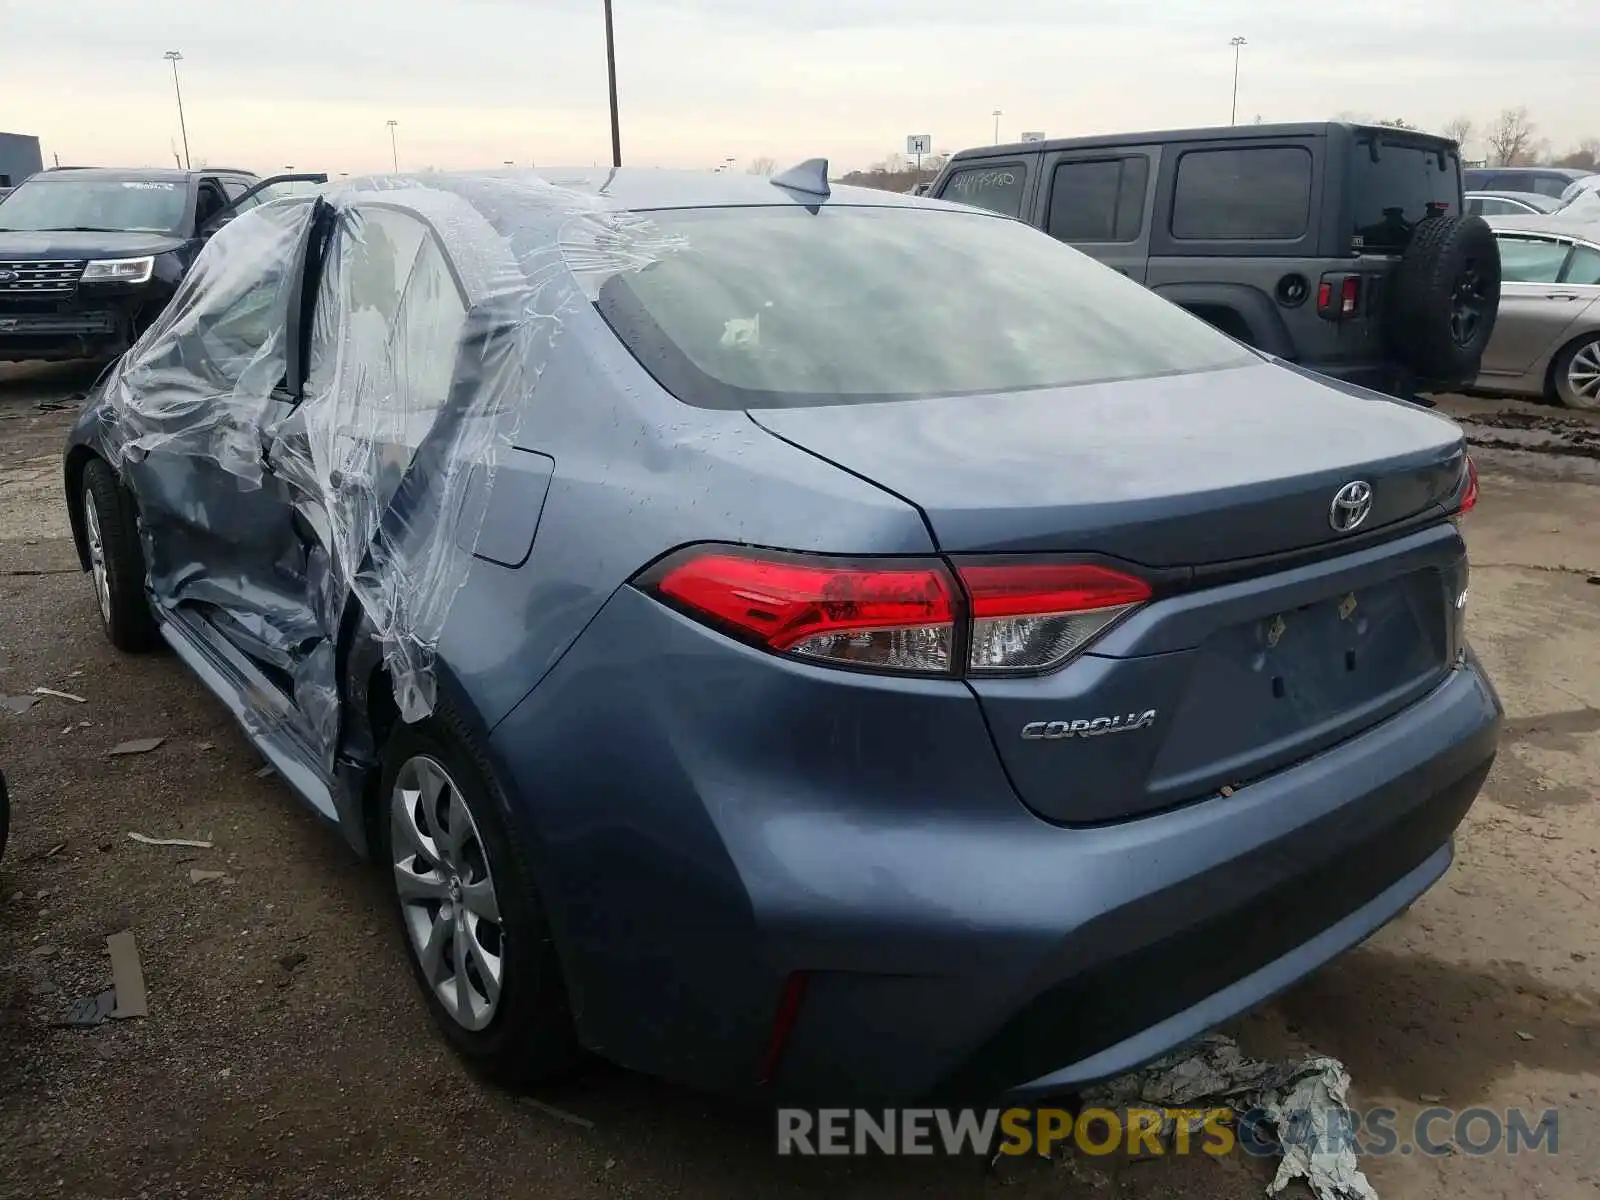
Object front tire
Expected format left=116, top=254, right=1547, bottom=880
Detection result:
left=80, top=458, right=160, bottom=653
left=1552, top=333, right=1600, bottom=411
left=379, top=703, right=579, bottom=1084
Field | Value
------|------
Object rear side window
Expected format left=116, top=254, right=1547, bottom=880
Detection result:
left=1497, top=236, right=1569, bottom=283
left=1171, top=147, right=1311, bottom=240
left=1349, top=137, right=1459, bottom=252
left=1046, top=156, right=1149, bottom=243
left=939, top=163, right=1029, bottom=218
left=1564, top=244, right=1600, bottom=286
left=587, top=206, right=1255, bottom=410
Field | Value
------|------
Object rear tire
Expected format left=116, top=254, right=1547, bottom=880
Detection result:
left=379, top=701, right=581, bottom=1085
left=1551, top=332, right=1600, bottom=411
left=1386, top=214, right=1502, bottom=382
left=80, top=458, right=161, bottom=653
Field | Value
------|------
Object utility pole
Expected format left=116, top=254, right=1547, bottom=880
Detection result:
left=992, top=109, right=1003, bottom=144
left=603, top=0, right=622, bottom=167
left=387, top=120, right=399, bottom=171
left=164, top=51, right=191, bottom=169
left=1230, top=37, right=1247, bottom=126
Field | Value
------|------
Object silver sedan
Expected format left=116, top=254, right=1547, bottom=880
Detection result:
left=1476, top=213, right=1600, bottom=409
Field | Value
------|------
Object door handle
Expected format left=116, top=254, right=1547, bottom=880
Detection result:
left=1545, top=292, right=1581, bottom=301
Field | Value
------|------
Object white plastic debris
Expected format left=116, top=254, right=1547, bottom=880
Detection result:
left=1081, top=1033, right=1379, bottom=1200
left=32, top=686, right=87, bottom=704
left=129, top=832, right=214, bottom=849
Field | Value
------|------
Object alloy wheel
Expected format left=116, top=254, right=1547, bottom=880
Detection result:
left=391, top=755, right=505, bottom=1032
left=84, top=488, right=111, bottom=625
left=1565, top=339, right=1600, bottom=409
left=1448, top=261, right=1485, bottom=349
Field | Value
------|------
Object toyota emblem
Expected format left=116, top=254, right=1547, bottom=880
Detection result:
left=1329, top=480, right=1374, bottom=533
left=0, top=269, right=17, bottom=284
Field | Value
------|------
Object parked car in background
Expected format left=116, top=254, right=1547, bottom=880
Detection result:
left=1464, top=166, right=1592, bottom=199
left=0, top=166, right=324, bottom=362
left=929, top=122, right=1501, bottom=402
left=1560, top=175, right=1600, bottom=206
left=64, top=167, right=1498, bottom=1103
left=1475, top=213, right=1600, bottom=408
left=1466, top=190, right=1563, bottom=217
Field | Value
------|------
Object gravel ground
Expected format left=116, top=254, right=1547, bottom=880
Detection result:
left=1, top=361, right=1598, bottom=1200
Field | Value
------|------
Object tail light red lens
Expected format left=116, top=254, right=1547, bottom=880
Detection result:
left=641, top=547, right=1152, bottom=677
left=650, top=549, right=959, bottom=673
left=1340, top=275, right=1361, bottom=316
left=1453, top=454, right=1479, bottom=522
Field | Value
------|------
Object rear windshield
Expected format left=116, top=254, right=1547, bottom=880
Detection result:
left=588, top=206, right=1255, bottom=410
left=1349, top=135, right=1461, bottom=252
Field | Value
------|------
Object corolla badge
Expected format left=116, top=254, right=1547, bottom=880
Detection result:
left=1021, top=710, right=1158, bottom=740
left=0, top=269, right=18, bottom=284
left=1329, top=480, right=1373, bottom=533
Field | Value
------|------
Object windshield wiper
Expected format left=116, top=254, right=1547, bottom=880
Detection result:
left=0, top=225, right=138, bottom=234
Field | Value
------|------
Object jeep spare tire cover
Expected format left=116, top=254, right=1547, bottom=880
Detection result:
left=1385, top=214, right=1501, bottom=381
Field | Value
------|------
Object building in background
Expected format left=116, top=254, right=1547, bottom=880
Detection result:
left=0, top=132, right=44, bottom=188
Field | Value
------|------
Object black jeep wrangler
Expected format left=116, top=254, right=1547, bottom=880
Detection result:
left=929, top=121, right=1500, bottom=399
left=0, top=166, right=325, bottom=363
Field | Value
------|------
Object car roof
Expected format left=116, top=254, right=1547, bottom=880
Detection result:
left=1469, top=165, right=1590, bottom=180
left=1487, top=211, right=1600, bottom=240
left=28, top=166, right=256, bottom=184
left=949, top=120, right=1455, bottom=161
left=1467, top=189, right=1554, bottom=202
left=341, top=166, right=954, bottom=212
left=313, top=168, right=996, bottom=309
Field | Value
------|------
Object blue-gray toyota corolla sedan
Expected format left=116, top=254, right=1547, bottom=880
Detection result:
left=61, top=164, right=1501, bottom=1104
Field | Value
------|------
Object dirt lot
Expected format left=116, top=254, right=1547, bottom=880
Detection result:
left=1, top=361, right=1598, bottom=1200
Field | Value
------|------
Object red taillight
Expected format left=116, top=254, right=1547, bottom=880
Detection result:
left=651, top=549, right=959, bottom=672
left=642, top=547, right=1152, bottom=677
left=1459, top=455, right=1479, bottom=516
left=1317, top=281, right=1333, bottom=311
left=958, top=562, right=1152, bottom=674
left=1340, top=275, right=1361, bottom=316
left=757, top=971, right=809, bottom=1085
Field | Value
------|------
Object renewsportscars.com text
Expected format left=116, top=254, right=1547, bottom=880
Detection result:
left=776, top=1106, right=1560, bottom=1158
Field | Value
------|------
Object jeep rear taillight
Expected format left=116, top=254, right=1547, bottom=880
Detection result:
left=1318, top=274, right=1362, bottom=320
left=638, top=547, right=1152, bottom=677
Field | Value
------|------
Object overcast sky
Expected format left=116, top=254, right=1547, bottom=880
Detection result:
left=3, top=0, right=1597, bottom=175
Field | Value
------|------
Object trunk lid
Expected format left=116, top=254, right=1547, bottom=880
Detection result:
left=749, top=360, right=1470, bottom=825
left=746, top=361, right=1465, bottom=564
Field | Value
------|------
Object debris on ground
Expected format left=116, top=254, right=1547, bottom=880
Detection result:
left=521, top=1097, right=597, bottom=1131
left=2, top=694, right=40, bottom=715
left=277, top=951, right=308, bottom=973
left=32, top=686, right=87, bottom=704
left=57, top=988, right=117, bottom=1028
left=107, top=930, right=148, bottom=1019
left=252, top=765, right=275, bottom=779
left=108, top=737, right=165, bottom=756
left=1079, top=1033, right=1379, bottom=1200
left=129, top=832, right=214, bottom=849
left=189, top=868, right=228, bottom=884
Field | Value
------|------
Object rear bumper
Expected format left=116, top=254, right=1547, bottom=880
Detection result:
left=487, top=587, right=1502, bottom=1103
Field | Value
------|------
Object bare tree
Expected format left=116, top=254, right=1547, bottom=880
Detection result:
left=1375, top=117, right=1416, bottom=129
left=746, top=156, right=776, bottom=176
left=1487, top=107, right=1538, bottom=166
left=1441, top=115, right=1473, bottom=152
left=1555, top=137, right=1600, bottom=171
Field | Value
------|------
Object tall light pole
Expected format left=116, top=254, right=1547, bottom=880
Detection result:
left=163, top=51, right=191, bottom=169
left=992, top=109, right=1003, bottom=144
left=386, top=119, right=399, bottom=171
left=603, top=0, right=622, bottom=167
left=1229, top=36, right=1247, bottom=126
